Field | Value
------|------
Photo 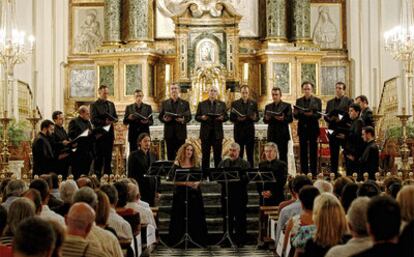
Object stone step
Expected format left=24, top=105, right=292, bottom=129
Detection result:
left=158, top=193, right=260, bottom=206
left=158, top=204, right=260, bottom=217
left=158, top=181, right=260, bottom=193
left=157, top=217, right=259, bottom=231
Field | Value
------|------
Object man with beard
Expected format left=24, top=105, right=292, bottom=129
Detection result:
left=344, top=103, right=365, bottom=177
left=51, top=111, right=71, bottom=177
left=32, top=120, right=56, bottom=176
left=217, top=142, right=250, bottom=247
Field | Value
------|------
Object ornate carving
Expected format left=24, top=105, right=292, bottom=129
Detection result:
left=156, top=0, right=240, bottom=18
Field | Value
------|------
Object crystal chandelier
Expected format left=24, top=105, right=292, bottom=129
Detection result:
left=0, top=0, right=35, bottom=76
left=384, top=0, right=414, bottom=64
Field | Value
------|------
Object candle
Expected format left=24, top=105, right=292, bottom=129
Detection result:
left=32, top=71, right=37, bottom=110
left=243, top=63, right=249, bottom=83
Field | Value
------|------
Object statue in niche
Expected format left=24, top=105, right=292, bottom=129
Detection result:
left=75, top=10, right=103, bottom=53
left=312, top=6, right=338, bottom=49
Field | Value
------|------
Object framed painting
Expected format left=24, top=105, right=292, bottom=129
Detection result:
left=69, top=65, right=96, bottom=98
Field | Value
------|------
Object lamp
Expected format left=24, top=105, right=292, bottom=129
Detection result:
left=0, top=0, right=35, bottom=178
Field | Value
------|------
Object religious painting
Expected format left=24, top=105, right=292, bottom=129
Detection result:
left=272, top=63, right=291, bottom=94
left=70, top=66, right=96, bottom=98
left=125, top=64, right=143, bottom=96
left=72, top=6, right=104, bottom=54
left=195, top=39, right=219, bottom=66
left=320, top=66, right=346, bottom=95
left=301, top=63, right=317, bottom=93
left=98, top=65, right=115, bottom=95
left=311, top=3, right=343, bottom=49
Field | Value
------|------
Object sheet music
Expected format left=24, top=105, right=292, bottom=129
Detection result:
left=103, top=124, right=111, bottom=132
left=338, top=114, right=344, bottom=120
left=72, top=129, right=89, bottom=142
left=232, top=107, right=246, bottom=117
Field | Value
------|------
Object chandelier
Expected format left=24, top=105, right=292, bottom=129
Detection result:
left=0, top=0, right=35, bottom=76
left=384, top=0, right=414, bottom=64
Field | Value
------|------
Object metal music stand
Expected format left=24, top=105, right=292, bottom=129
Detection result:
left=247, top=168, right=276, bottom=206
left=145, top=160, right=174, bottom=249
left=172, top=169, right=205, bottom=249
left=210, top=168, right=241, bottom=250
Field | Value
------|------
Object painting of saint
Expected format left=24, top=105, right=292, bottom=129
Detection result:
left=75, top=9, right=103, bottom=53
left=199, top=41, right=214, bottom=63
left=312, top=6, right=340, bottom=49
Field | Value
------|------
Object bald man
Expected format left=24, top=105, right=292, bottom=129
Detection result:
left=68, top=106, right=94, bottom=178
left=62, top=203, right=108, bottom=257
left=196, top=86, right=229, bottom=172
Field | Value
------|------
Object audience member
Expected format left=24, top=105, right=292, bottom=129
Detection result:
left=357, top=181, right=380, bottom=198
left=72, top=187, right=123, bottom=257
left=314, top=179, right=333, bottom=193
left=326, top=197, right=372, bottom=257
left=302, top=193, right=347, bottom=257
left=23, top=188, right=42, bottom=215
left=274, top=175, right=312, bottom=245
left=341, top=183, right=359, bottom=212
left=398, top=220, right=414, bottom=257
left=0, top=205, right=7, bottom=236
left=100, top=184, right=133, bottom=241
left=353, top=195, right=401, bottom=257
left=0, top=198, right=36, bottom=246
left=125, top=181, right=157, bottom=227
left=49, top=221, right=65, bottom=257
left=62, top=202, right=108, bottom=257
left=333, top=177, right=353, bottom=198
left=13, top=217, right=56, bottom=257
left=1, top=179, right=26, bottom=210
left=396, top=185, right=414, bottom=229
left=55, top=180, right=78, bottom=216
left=29, top=179, right=64, bottom=225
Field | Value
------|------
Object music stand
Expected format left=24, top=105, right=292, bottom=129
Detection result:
left=247, top=168, right=276, bottom=206
left=172, top=169, right=205, bottom=249
left=210, top=168, right=241, bottom=250
left=145, top=161, right=174, bottom=249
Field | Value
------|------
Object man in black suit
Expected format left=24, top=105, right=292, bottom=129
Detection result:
left=159, top=83, right=191, bottom=160
left=217, top=142, right=250, bottom=247
left=324, top=82, right=353, bottom=175
left=263, top=87, right=293, bottom=163
left=196, top=86, right=229, bottom=172
left=90, top=85, right=118, bottom=176
left=51, top=111, right=71, bottom=178
left=348, top=126, right=379, bottom=180
left=123, top=89, right=153, bottom=152
left=344, top=103, right=365, bottom=176
left=68, top=105, right=94, bottom=179
left=230, top=85, right=259, bottom=167
left=257, top=142, right=287, bottom=206
left=356, top=95, right=374, bottom=128
left=32, top=120, right=56, bottom=176
left=294, top=82, right=322, bottom=175
left=127, top=133, right=157, bottom=206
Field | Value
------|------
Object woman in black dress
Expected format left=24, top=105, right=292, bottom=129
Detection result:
left=168, top=143, right=208, bottom=247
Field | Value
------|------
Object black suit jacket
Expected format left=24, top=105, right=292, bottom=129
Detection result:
left=263, top=101, right=293, bottom=143
left=361, top=107, right=374, bottom=128
left=229, top=99, right=259, bottom=141
left=68, top=116, right=94, bottom=156
left=195, top=99, right=229, bottom=140
left=51, top=125, right=69, bottom=155
left=294, top=96, right=322, bottom=138
left=158, top=98, right=191, bottom=140
left=344, top=118, right=365, bottom=156
left=32, top=133, right=55, bottom=175
left=90, top=98, right=118, bottom=139
left=123, top=103, right=153, bottom=143
left=257, top=159, right=287, bottom=205
left=359, top=140, right=379, bottom=178
left=324, top=96, right=353, bottom=131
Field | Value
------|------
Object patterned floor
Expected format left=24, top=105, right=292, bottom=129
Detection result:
left=151, top=246, right=276, bottom=257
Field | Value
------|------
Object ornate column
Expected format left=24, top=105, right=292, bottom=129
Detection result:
left=125, top=0, right=153, bottom=43
left=291, top=0, right=312, bottom=43
left=103, top=0, right=121, bottom=44
left=266, top=0, right=287, bottom=42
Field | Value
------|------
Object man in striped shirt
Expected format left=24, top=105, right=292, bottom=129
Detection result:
left=62, top=202, right=109, bottom=257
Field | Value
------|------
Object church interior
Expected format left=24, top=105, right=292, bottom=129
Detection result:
left=0, top=0, right=413, bottom=257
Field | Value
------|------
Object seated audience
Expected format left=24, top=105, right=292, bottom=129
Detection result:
left=23, top=188, right=43, bottom=214
left=0, top=205, right=7, bottom=236
left=340, top=183, right=359, bottom=213
left=357, top=181, right=380, bottom=198
left=29, top=179, right=64, bottom=225
left=313, top=179, right=333, bottom=193
left=49, top=221, right=65, bottom=257
left=125, top=181, right=157, bottom=227
left=1, top=179, right=26, bottom=210
left=302, top=193, right=348, bottom=257
left=399, top=220, right=414, bottom=257
left=284, top=185, right=320, bottom=255
left=13, top=217, right=56, bottom=257
left=396, top=185, right=414, bottom=229
left=55, top=180, right=78, bottom=216
left=62, top=202, right=109, bottom=257
left=333, top=177, right=353, bottom=198
left=274, top=175, right=312, bottom=246
left=278, top=179, right=296, bottom=211
left=72, top=187, right=123, bottom=257
left=353, top=195, right=401, bottom=257
left=326, top=197, right=372, bottom=257
left=40, top=174, right=63, bottom=210
left=100, top=184, right=133, bottom=240
left=0, top=198, right=36, bottom=246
